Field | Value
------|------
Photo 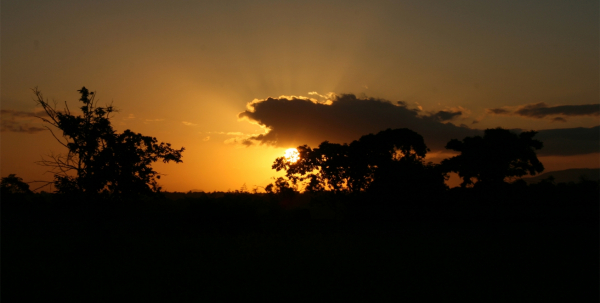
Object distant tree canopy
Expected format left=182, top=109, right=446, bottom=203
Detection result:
left=34, top=87, right=184, bottom=196
left=272, top=128, right=446, bottom=194
left=442, top=128, right=544, bottom=187
left=1, top=174, right=32, bottom=195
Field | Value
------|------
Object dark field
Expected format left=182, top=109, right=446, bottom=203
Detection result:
left=4, top=185, right=598, bottom=301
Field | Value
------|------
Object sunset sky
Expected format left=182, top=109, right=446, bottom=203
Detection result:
left=2, top=0, right=598, bottom=192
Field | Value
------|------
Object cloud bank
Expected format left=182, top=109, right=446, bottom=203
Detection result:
left=488, top=102, right=600, bottom=121
left=1, top=109, right=46, bottom=134
left=238, top=94, right=599, bottom=156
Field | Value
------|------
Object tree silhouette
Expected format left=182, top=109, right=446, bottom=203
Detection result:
left=264, top=177, right=297, bottom=195
left=272, top=128, right=445, bottom=194
left=1, top=174, right=32, bottom=194
left=34, top=87, right=184, bottom=196
left=441, top=127, right=544, bottom=187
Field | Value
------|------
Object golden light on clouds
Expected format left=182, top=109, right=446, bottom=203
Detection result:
left=284, top=148, right=300, bottom=163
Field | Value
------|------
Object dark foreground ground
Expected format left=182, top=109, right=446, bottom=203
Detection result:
left=4, top=185, right=599, bottom=301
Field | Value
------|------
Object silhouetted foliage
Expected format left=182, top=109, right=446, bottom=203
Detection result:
left=1, top=174, right=32, bottom=194
left=272, top=128, right=446, bottom=195
left=265, top=177, right=297, bottom=195
left=33, top=87, right=184, bottom=196
left=442, top=128, right=544, bottom=188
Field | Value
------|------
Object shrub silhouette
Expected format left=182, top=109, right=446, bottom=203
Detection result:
left=1, top=174, right=32, bottom=194
left=442, top=127, right=544, bottom=188
left=33, top=87, right=184, bottom=196
left=265, top=177, right=297, bottom=195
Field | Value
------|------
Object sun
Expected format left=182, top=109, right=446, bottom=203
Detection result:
left=284, top=148, right=300, bottom=163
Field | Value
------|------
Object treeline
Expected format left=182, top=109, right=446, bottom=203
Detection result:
left=3, top=177, right=598, bottom=226
left=266, top=127, right=545, bottom=195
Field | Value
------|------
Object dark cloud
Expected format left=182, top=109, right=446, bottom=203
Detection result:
left=238, top=94, right=480, bottom=152
left=1, top=109, right=46, bottom=134
left=487, top=103, right=599, bottom=119
left=1, top=109, right=39, bottom=118
left=428, top=110, right=462, bottom=122
left=551, top=117, right=567, bottom=123
left=223, top=136, right=255, bottom=146
left=487, top=108, right=511, bottom=115
left=238, top=94, right=599, bottom=156
left=1, top=119, right=46, bottom=134
left=534, top=126, right=600, bottom=156
left=515, top=103, right=599, bottom=118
